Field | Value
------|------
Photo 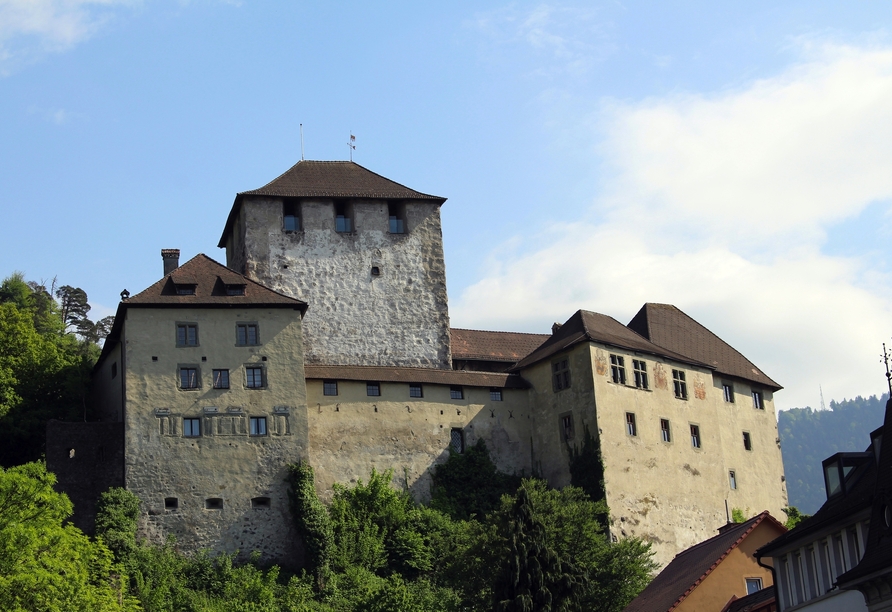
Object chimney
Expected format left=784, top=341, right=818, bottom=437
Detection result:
left=552, top=322, right=563, bottom=335
left=161, top=249, right=180, bottom=275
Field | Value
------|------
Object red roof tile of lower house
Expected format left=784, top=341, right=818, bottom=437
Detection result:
left=623, top=512, right=786, bottom=612
left=304, top=365, right=529, bottom=389
left=450, top=328, right=550, bottom=362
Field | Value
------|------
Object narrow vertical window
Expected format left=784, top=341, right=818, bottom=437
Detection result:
left=660, top=419, right=671, bottom=443
left=723, top=382, right=734, bottom=403
left=388, top=202, right=405, bottom=234
left=561, top=414, right=574, bottom=441
left=625, top=412, right=637, bottom=437
left=213, top=369, right=230, bottom=389
left=673, top=370, right=688, bottom=399
left=752, top=390, right=764, bottom=410
left=335, top=202, right=352, bottom=233
left=552, top=359, right=571, bottom=391
left=633, top=359, right=648, bottom=389
left=743, top=431, right=752, bottom=451
left=729, top=470, right=737, bottom=489
left=610, top=355, right=626, bottom=384
left=450, top=428, right=464, bottom=453
left=690, top=424, right=701, bottom=448
left=283, top=200, right=301, bottom=231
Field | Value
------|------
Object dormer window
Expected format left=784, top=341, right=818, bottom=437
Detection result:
left=822, top=451, right=872, bottom=499
left=175, top=284, right=196, bottom=295
left=226, top=284, right=245, bottom=296
left=335, top=202, right=353, bottom=233
left=388, top=202, right=406, bottom=234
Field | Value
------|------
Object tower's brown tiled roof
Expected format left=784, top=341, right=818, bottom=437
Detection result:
left=624, top=512, right=786, bottom=612
left=627, top=303, right=781, bottom=390
left=304, top=365, right=529, bottom=389
left=450, top=328, right=550, bottom=363
left=219, top=160, right=445, bottom=247
left=512, top=310, right=708, bottom=371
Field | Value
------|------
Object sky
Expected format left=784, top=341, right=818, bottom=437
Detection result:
left=2, top=1, right=892, bottom=412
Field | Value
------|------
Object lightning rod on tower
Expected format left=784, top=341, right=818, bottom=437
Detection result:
left=348, top=132, right=356, bottom=162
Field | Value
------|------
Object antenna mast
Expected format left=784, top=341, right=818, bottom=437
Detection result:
left=348, top=132, right=356, bottom=161
left=820, top=385, right=826, bottom=411
left=300, top=124, right=305, bottom=161
left=883, top=343, right=892, bottom=397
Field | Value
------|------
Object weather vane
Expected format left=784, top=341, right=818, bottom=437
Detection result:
left=883, top=343, right=892, bottom=397
left=348, top=132, right=356, bottom=161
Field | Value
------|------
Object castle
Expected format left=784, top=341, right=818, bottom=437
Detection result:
left=49, top=160, right=788, bottom=569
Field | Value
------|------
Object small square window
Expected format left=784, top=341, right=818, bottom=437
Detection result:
left=752, top=390, right=764, bottom=410
left=745, top=578, right=763, bottom=595
left=164, top=497, right=178, bottom=509
left=409, top=383, right=423, bottom=398
left=205, top=498, right=223, bottom=510
left=673, top=370, right=688, bottom=400
left=626, top=412, right=637, bottom=437
left=183, top=418, right=201, bottom=437
left=180, top=367, right=199, bottom=389
left=610, top=355, right=626, bottom=385
left=743, top=431, right=752, bottom=451
left=246, top=367, right=264, bottom=389
left=176, top=323, right=198, bottom=347
left=490, top=389, right=503, bottom=401
left=250, top=416, right=267, bottom=436
left=552, top=359, right=571, bottom=391
left=690, top=424, right=701, bottom=448
left=729, top=470, right=737, bottom=490
left=450, top=428, right=464, bottom=453
left=323, top=380, right=338, bottom=396
left=450, top=386, right=464, bottom=400
left=723, top=382, right=734, bottom=403
left=661, top=419, right=671, bottom=443
left=236, top=323, right=259, bottom=346
left=213, top=369, right=230, bottom=389
left=367, top=382, right=381, bottom=396
left=633, top=359, right=648, bottom=389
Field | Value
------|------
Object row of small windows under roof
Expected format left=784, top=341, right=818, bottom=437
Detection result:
left=622, top=412, right=755, bottom=451
left=283, top=201, right=407, bottom=234
left=164, top=497, right=271, bottom=510
left=321, top=380, right=503, bottom=402
left=179, top=366, right=265, bottom=390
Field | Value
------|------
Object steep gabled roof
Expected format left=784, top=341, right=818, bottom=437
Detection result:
left=450, top=328, right=550, bottom=363
left=218, top=160, right=445, bottom=247
left=624, top=512, right=786, bottom=612
left=512, top=310, right=709, bottom=372
left=628, top=303, right=781, bottom=390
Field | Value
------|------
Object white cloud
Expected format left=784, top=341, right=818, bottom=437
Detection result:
left=0, top=0, right=137, bottom=74
left=452, top=43, right=892, bottom=410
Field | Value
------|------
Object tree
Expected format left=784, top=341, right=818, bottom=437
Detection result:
left=95, top=488, right=142, bottom=563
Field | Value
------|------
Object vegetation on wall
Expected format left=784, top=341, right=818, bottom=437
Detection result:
left=778, top=394, right=888, bottom=514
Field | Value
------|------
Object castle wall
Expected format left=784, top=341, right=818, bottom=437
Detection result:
left=305, top=380, right=532, bottom=502
left=92, top=339, right=124, bottom=422
left=121, top=307, right=309, bottom=567
left=229, top=197, right=451, bottom=369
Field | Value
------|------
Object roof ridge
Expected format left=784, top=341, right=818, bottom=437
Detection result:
left=451, top=327, right=550, bottom=336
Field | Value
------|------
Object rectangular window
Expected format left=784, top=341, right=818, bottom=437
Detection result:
left=236, top=323, right=259, bottom=346
left=409, top=383, right=423, bottom=398
left=552, top=359, right=571, bottom=391
left=661, top=419, right=671, bottom=443
left=450, top=428, right=464, bottom=453
left=245, top=367, right=264, bottom=389
left=490, top=389, right=503, bottom=401
left=283, top=200, right=301, bottom=231
left=250, top=416, right=267, bottom=436
left=176, top=285, right=195, bottom=295
left=690, top=424, right=701, bottom=448
left=183, top=418, right=201, bottom=437
left=752, top=390, right=764, bottom=410
left=212, top=369, right=229, bottom=389
left=626, top=412, right=637, bottom=437
left=450, top=386, right=464, bottom=400
left=723, top=382, right=735, bottom=403
left=610, top=354, right=626, bottom=384
left=180, top=367, right=199, bottom=389
left=729, top=470, right=737, bottom=489
left=745, top=578, right=763, bottom=595
left=673, top=369, right=688, bottom=400
left=561, top=414, right=574, bottom=441
left=743, top=431, right=752, bottom=451
left=335, top=202, right=353, bottom=233
left=323, top=380, right=338, bottom=396
left=225, top=284, right=245, bottom=296
left=388, top=203, right=405, bottom=234
left=176, top=323, right=198, bottom=346
left=111, top=362, right=117, bottom=378
left=367, top=382, right=381, bottom=397
left=633, top=359, right=648, bottom=389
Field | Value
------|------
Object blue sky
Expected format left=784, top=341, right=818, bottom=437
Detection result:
left=2, top=1, right=892, bottom=411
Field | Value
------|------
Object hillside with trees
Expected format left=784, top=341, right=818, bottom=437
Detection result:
left=778, top=394, right=888, bottom=514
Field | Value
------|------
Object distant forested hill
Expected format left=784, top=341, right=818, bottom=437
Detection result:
left=778, top=394, right=888, bottom=514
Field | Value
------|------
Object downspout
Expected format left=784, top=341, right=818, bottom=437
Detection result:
left=755, top=549, right=781, bottom=611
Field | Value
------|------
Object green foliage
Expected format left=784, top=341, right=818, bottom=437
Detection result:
left=567, top=425, right=608, bottom=524
left=731, top=508, right=746, bottom=523
left=429, top=439, right=523, bottom=521
left=96, top=487, right=142, bottom=563
left=0, top=462, right=136, bottom=611
left=286, top=462, right=335, bottom=590
left=778, top=394, right=887, bottom=514
left=781, top=506, right=810, bottom=530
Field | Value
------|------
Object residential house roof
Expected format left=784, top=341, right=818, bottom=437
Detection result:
left=627, top=303, right=782, bottom=390
left=450, top=328, right=550, bottom=363
left=512, top=309, right=710, bottom=372
left=219, top=160, right=445, bottom=247
left=720, top=586, right=777, bottom=612
left=304, top=365, right=529, bottom=389
left=623, top=512, right=786, bottom=612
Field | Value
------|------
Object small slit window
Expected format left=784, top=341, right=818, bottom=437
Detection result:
left=625, top=412, right=637, bottom=437
left=753, top=390, right=764, bottom=410
left=661, top=419, right=671, bottom=443
left=723, top=382, right=734, bottom=403
left=729, top=470, right=738, bottom=490
left=165, top=497, right=178, bottom=509
left=690, top=424, right=701, bottom=448
left=251, top=496, right=271, bottom=509
left=743, top=431, right=752, bottom=451
left=205, top=498, right=223, bottom=510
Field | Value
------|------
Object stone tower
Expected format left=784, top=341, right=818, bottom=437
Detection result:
left=218, top=161, right=451, bottom=369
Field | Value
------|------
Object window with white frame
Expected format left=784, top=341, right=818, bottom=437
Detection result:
left=745, top=578, right=762, bottom=595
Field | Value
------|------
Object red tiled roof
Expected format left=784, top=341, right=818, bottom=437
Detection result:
left=624, top=512, right=786, bottom=612
left=628, top=303, right=781, bottom=390
left=720, top=586, right=777, bottom=612
left=512, top=310, right=709, bottom=371
left=450, top=328, right=550, bottom=362
left=304, top=365, right=529, bottom=389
